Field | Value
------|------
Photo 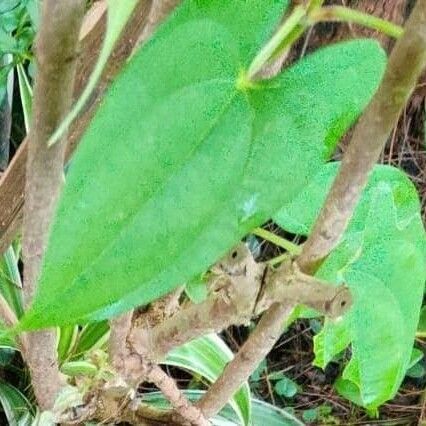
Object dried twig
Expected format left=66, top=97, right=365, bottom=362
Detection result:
left=22, top=0, right=85, bottom=410
left=197, top=0, right=426, bottom=417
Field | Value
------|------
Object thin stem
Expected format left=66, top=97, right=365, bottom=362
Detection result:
left=252, top=228, right=301, bottom=255
left=267, top=252, right=291, bottom=267
left=247, top=6, right=307, bottom=79
left=307, top=0, right=326, bottom=13
left=311, top=6, right=404, bottom=39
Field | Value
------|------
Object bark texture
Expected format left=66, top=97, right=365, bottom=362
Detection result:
left=22, top=0, right=85, bottom=410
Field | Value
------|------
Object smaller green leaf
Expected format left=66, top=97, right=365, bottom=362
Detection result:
left=165, top=334, right=251, bottom=426
left=274, top=377, right=299, bottom=398
left=274, top=163, right=420, bottom=236
left=71, top=321, right=109, bottom=359
left=0, top=380, right=34, bottom=426
left=0, top=248, right=24, bottom=319
left=302, top=408, right=318, bottom=423
left=16, top=63, right=32, bottom=131
left=408, top=348, right=424, bottom=369
left=417, top=306, right=426, bottom=336
left=313, top=317, right=350, bottom=369
left=60, top=360, right=98, bottom=377
left=334, top=378, right=367, bottom=412
left=57, top=325, right=79, bottom=362
left=406, top=362, right=425, bottom=379
left=277, top=163, right=426, bottom=409
left=302, top=405, right=334, bottom=425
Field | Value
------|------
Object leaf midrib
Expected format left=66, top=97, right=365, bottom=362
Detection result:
left=39, top=83, right=243, bottom=310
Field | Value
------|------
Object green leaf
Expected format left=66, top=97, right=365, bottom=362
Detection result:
left=417, top=306, right=426, bottom=336
left=0, top=380, right=33, bottom=425
left=16, top=63, right=32, bottom=132
left=274, top=377, right=299, bottom=398
left=408, top=347, right=424, bottom=369
left=0, top=247, right=24, bottom=319
left=313, top=317, right=350, bottom=369
left=276, top=163, right=426, bottom=409
left=20, top=0, right=386, bottom=329
left=274, top=162, right=421, bottom=236
left=71, top=321, right=110, bottom=359
left=406, top=362, right=425, bottom=379
left=302, top=405, right=334, bottom=425
left=165, top=334, right=251, bottom=426
left=0, top=0, right=35, bottom=55
left=302, top=408, right=318, bottom=424
left=57, top=325, right=79, bottom=362
left=60, top=360, right=98, bottom=377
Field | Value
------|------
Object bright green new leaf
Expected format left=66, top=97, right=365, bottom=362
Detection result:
left=165, top=334, right=251, bottom=425
left=275, top=163, right=426, bottom=409
left=20, top=0, right=386, bottom=329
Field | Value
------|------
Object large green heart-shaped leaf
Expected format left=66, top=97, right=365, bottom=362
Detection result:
left=275, top=163, right=426, bottom=409
left=19, top=0, right=386, bottom=329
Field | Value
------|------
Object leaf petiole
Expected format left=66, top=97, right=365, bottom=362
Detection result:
left=247, top=6, right=307, bottom=79
left=252, top=228, right=302, bottom=255
left=310, top=6, right=404, bottom=39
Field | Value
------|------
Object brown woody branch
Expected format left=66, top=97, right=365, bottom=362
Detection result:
left=22, top=0, right=86, bottom=410
left=197, top=302, right=293, bottom=419
left=129, top=245, right=350, bottom=363
left=197, top=0, right=426, bottom=418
